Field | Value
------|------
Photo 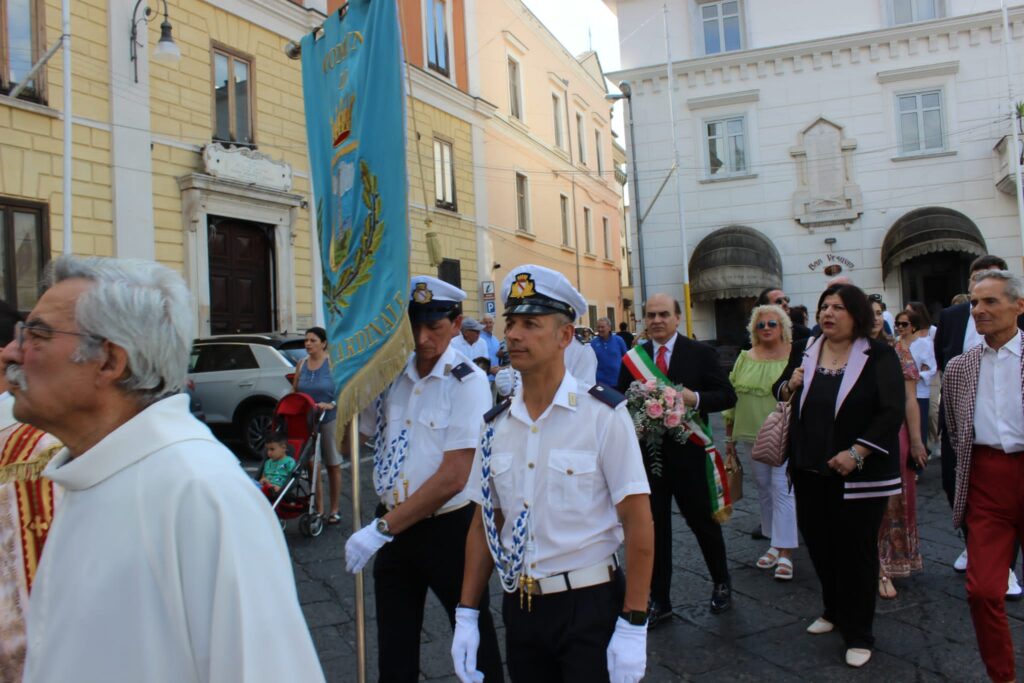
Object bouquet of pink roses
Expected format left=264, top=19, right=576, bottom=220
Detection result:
left=625, top=379, right=697, bottom=477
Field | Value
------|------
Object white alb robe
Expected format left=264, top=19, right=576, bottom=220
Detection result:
left=23, top=394, right=324, bottom=683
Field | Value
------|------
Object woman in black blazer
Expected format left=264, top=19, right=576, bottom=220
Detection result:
left=772, top=284, right=904, bottom=669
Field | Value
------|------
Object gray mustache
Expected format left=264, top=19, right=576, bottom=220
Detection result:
left=5, top=364, right=27, bottom=391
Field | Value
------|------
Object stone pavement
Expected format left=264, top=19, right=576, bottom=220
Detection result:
left=280, top=416, right=1024, bottom=682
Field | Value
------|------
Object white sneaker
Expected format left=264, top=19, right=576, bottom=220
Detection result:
left=1007, top=570, right=1023, bottom=601
left=953, top=549, right=968, bottom=573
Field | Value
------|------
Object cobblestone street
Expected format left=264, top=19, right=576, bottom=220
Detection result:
left=283, top=416, right=1024, bottom=682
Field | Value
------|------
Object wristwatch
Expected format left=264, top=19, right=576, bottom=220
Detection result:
left=620, top=610, right=648, bottom=626
left=375, top=517, right=392, bottom=537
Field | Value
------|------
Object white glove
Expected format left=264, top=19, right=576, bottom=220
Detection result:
left=451, top=606, right=484, bottom=683
left=495, top=367, right=516, bottom=397
left=607, top=617, right=647, bottom=683
left=344, top=519, right=393, bottom=573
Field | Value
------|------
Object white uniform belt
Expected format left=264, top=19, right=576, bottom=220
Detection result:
left=528, top=555, right=619, bottom=596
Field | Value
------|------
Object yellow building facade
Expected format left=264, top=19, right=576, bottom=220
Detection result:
left=1, top=0, right=326, bottom=334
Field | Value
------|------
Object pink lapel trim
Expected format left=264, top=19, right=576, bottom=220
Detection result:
left=798, top=336, right=823, bottom=415
left=836, top=337, right=871, bottom=417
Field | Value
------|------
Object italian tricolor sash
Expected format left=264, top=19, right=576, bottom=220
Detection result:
left=623, top=346, right=733, bottom=523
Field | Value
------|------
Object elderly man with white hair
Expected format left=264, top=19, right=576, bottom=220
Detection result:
left=5, top=256, right=324, bottom=683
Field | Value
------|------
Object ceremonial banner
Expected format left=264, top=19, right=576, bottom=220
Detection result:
left=301, top=0, right=411, bottom=433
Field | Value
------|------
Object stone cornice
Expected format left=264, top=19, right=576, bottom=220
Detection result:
left=608, top=7, right=1024, bottom=91
left=876, top=60, right=959, bottom=83
left=208, top=0, right=326, bottom=40
left=408, top=65, right=495, bottom=126
left=687, top=89, right=759, bottom=110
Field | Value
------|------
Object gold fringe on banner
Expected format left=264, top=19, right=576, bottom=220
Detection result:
left=332, top=319, right=413, bottom=450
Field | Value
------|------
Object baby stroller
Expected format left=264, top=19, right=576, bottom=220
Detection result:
left=259, top=392, right=326, bottom=538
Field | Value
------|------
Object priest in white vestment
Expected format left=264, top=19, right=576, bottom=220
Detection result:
left=5, top=256, right=324, bottom=683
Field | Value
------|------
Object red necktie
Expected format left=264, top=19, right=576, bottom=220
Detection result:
left=656, top=345, right=669, bottom=374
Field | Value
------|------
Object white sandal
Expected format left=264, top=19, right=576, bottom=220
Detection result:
left=756, top=547, right=780, bottom=569
left=774, top=557, right=793, bottom=581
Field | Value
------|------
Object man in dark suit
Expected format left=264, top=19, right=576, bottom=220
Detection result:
left=617, top=293, right=737, bottom=625
left=935, top=253, right=1024, bottom=590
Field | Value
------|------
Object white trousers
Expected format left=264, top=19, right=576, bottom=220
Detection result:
left=739, top=441, right=798, bottom=549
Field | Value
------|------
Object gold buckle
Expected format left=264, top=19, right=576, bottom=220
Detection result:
left=517, top=575, right=537, bottom=611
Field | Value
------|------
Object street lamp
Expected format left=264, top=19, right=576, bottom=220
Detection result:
left=606, top=81, right=648, bottom=309
left=130, top=0, right=181, bottom=83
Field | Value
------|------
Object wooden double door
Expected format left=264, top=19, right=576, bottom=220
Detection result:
left=208, top=217, right=275, bottom=334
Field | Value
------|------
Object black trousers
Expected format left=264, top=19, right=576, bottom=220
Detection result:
left=792, top=469, right=887, bottom=649
left=373, top=503, right=504, bottom=683
left=649, top=448, right=730, bottom=605
left=502, top=573, right=623, bottom=683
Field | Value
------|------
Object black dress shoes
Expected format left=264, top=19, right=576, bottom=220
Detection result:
left=647, top=601, right=673, bottom=628
left=710, top=583, right=732, bottom=614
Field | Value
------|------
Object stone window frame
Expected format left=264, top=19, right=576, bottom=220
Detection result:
left=559, top=193, right=572, bottom=247
left=695, top=0, right=744, bottom=57
left=702, top=113, right=749, bottom=178
left=887, top=0, right=945, bottom=26
left=424, top=0, right=453, bottom=80
left=894, top=88, right=946, bottom=156
left=433, top=136, right=457, bottom=212
left=507, top=55, right=524, bottom=122
left=583, top=205, right=595, bottom=256
left=514, top=171, right=531, bottom=234
left=0, top=196, right=49, bottom=311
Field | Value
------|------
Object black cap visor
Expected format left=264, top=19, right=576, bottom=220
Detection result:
left=503, top=295, right=575, bottom=319
left=409, top=301, right=459, bottom=323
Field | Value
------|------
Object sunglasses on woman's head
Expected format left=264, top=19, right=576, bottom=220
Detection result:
left=756, top=320, right=779, bottom=329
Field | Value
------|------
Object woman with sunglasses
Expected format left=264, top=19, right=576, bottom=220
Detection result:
left=724, top=305, right=797, bottom=580
left=897, top=308, right=937, bottom=452
left=872, top=303, right=927, bottom=600
left=773, top=284, right=904, bottom=668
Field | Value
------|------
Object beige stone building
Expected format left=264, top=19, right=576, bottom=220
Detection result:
left=471, top=0, right=626, bottom=331
left=1, top=0, right=325, bottom=333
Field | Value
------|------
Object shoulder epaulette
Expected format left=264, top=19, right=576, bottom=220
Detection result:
left=484, top=398, right=511, bottom=423
left=450, top=362, right=474, bottom=382
left=588, top=384, right=626, bottom=408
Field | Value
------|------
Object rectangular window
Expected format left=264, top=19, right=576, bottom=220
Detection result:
left=508, top=58, right=522, bottom=120
left=705, top=116, right=746, bottom=176
left=584, top=207, right=593, bottom=254
left=588, top=305, right=599, bottom=328
left=560, top=194, right=572, bottom=246
left=897, top=90, right=944, bottom=154
left=515, top=173, right=530, bottom=232
left=1, top=0, right=44, bottom=100
left=0, top=198, right=49, bottom=311
left=576, top=112, right=586, bottom=164
left=606, top=306, right=616, bottom=329
left=595, top=129, right=604, bottom=175
left=438, top=258, right=461, bottom=288
left=701, top=1, right=742, bottom=55
left=552, top=93, right=565, bottom=148
left=433, top=138, right=456, bottom=211
left=602, top=216, right=611, bottom=258
left=426, top=0, right=450, bottom=77
left=892, top=0, right=939, bottom=25
left=213, top=47, right=254, bottom=146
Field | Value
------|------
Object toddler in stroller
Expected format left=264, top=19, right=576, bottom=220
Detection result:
left=258, top=430, right=296, bottom=497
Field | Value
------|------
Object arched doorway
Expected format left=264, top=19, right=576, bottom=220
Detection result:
left=689, top=225, right=782, bottom=351
left=881, top=207, right=986, bottom=317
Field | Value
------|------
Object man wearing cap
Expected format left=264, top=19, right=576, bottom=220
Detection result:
left=451, top=264, right=654, bottom=683
left=344, top=276, right=503, bottom=682
left=452, top=317, right=491, bottom=367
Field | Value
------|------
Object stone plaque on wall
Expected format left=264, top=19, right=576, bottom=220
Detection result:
left=203, top=143, right=293, bottom=192
left=789, top=117, right=863, bottom=231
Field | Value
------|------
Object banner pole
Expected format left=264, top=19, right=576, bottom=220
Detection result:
left=349, top=417, right=366, bottom=683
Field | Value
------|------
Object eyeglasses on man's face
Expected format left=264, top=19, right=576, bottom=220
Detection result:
left=774, top=296, right=790, bottom=305
left=756, top=320, right=780, bottom=330
left=14, top=320, right=103, bottom=349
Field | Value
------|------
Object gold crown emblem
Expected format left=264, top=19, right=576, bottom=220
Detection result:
left=412, top=282, right=433, bottom=304
left=509, top=273, right=536, bottom=298
left=332, top=93, right=355, bottom=147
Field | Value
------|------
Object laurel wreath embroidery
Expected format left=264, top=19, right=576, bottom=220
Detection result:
left=322, top=159, right=384, bottom=317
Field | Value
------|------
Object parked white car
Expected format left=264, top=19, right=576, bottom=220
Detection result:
left=187, top=334, right=307, bottom=457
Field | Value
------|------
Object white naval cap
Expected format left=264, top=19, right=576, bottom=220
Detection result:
left=408, top=275, right=466, bottom=322
left=501, top=264, right=587, bottom=321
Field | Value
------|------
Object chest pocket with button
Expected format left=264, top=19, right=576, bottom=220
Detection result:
left=487, top=452, right=516, bottom=508
left=547, top=449, right=598, bottom=510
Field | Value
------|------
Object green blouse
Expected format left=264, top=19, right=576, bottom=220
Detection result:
left=723, top=350, right=789, bottom=443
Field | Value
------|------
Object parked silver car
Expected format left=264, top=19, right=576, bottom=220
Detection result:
left=188, top=334, right=307, bottom=457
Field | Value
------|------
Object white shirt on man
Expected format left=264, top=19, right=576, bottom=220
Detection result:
left=466, top=371, right=649, bottom=578
left=974, top=333, right=1024, bottom=454
left=24, top=394, right=324, bottom=683
left=565, top=337, right=597, bottom=384
left=361, top=345, right=490, bottom=510
left=963, top=313, right=984, bottom=354
left=451, top=334, right=490, bottom=364
left=909, top=336, right=937, bottom=399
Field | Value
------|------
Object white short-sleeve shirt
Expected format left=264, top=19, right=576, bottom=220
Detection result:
left=367, top=346, right=491, bottom=509
left=466, top=371, right=650, bottom=579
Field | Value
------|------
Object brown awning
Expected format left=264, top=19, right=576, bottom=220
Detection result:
left=689, top=225, right=782, bottom=302
left=882, top=207, right=987, bottom=276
